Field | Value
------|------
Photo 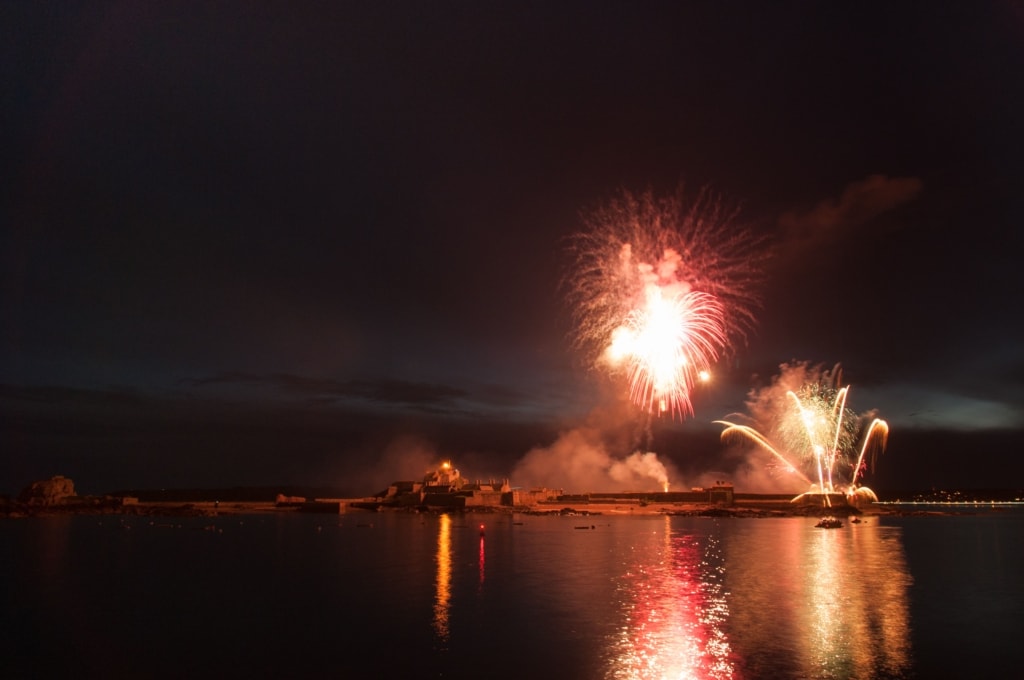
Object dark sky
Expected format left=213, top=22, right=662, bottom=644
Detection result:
left=3, top=2, right=1023, bottom=496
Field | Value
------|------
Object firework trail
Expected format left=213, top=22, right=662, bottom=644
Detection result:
left=716, top=362, right=889, bottom=501
left=565, top=185, right=770, bottom=419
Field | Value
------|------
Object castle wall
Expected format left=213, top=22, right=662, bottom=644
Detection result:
left=422, top=493, right=465, bottom=508
left=463, top=491, right=505, bottom=507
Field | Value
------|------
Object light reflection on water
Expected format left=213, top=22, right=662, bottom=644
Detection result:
left=721, top=517, right=912, bottom=679
left=478, top=531, right=486, bottom=590
left=1, top=511, right=942, bottom=679
left=434, top=512, right=452, bottom=643
left=600, top=516, right=912, bottom=679
left=605, top=515, right=735, bottom=679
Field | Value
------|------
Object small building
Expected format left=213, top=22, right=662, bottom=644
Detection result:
left=707, top=481, right=734, bottom=506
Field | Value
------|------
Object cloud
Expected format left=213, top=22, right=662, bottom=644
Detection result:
left=185, top=371, right=468, bottom=410
left=777, top=174, right=923, bottom=255
left=0, top=383, right=148, bottom=408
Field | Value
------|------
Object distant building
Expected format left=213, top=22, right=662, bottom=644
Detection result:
left=18, top=475, right=76, bottom=506
left=707, top=481, right=734, bottom=506
left=382, top=461, right=558, bottom=509
left=379, top=462, right=744, bottom=510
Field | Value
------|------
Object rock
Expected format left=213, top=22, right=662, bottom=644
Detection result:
left=18, top=475, right=76, bottom=506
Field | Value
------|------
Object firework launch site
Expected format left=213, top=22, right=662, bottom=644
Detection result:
left=5, top=464, right=956, bottom=521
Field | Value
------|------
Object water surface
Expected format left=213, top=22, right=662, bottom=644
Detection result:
left=2, top=508, right=1021, bottom=678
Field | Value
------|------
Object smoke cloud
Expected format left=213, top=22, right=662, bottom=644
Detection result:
left=511, top=425, right=678, bottom=492
left=342, top=434, right=441, bottom=494
left=778, top=174, right=923, bottom=257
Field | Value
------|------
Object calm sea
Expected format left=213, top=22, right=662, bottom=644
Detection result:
left=2, top=506, right=1022, bottom=679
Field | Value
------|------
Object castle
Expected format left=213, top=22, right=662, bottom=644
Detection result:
left=382, top=461, right=558, bottom=509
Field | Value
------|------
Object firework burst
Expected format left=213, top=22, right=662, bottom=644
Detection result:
left=716, top=363, right=889, bottom=501
left=565, top=185, right=770, bottom=418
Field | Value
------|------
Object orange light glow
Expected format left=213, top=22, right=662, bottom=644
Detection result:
left=433, top=513, right=451, bottom=643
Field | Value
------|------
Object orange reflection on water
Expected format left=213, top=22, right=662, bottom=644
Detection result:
left=723, top=517, right=912, bottom=678
left=608, top=516, right=736, bottom=679
left=433, top=513, right=451, bottom=642
left=800, top=521, right=912, bottom=678
left=35, top=515, right=72, bottom=586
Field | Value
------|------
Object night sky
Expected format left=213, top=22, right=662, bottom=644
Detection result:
left=3, top=2, right=1023, bottom=496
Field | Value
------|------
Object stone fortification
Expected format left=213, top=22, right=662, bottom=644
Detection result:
left=18, top=476, right=76, bottom=506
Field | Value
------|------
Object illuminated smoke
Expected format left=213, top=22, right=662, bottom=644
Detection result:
left=609, top=451, right=670, bottom=492
left=512, top=427, right=678, bottom=492
left=344, top=435, right=442, bottom=494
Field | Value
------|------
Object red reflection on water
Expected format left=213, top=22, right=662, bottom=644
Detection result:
left=609, top=516, right=735, bottom=679
left=479, top=534, right=486, bottom=589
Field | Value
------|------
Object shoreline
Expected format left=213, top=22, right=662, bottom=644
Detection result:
left=0, top=496, right=986, bottom=519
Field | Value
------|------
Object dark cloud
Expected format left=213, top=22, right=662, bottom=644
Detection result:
left=186, top=372, right=469, bottom=409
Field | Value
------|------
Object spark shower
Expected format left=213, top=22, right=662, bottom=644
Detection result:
left=716, top=363, right=889, bottom=503
left=565, top=185, right=769, bottom=419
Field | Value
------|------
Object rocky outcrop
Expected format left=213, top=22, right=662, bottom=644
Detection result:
left=18, top=475, right=76, bottom=506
